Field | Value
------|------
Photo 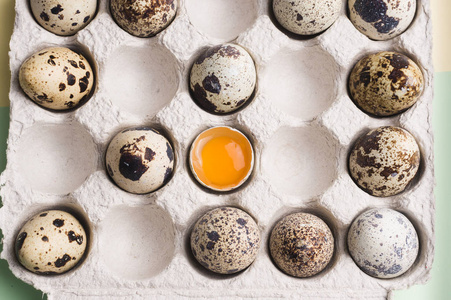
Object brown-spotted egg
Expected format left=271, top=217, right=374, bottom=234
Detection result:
left=190, top=44, right=257, bottom=114
left=15, top=210, right=87, bottom=275
left=349, top=51, right=424, bottom=117
left=110, top=0, right=177, bottom=37
left=190, top=207, right=261, bottom=274
left=349, top=126, right=420, bottom=197
left=272, top=0, right=341, bottom=35
left=31, top=0, right=97, bottom=36
left=19, top=47, right=94, bottom=111
left=349, top=0, right=416, bottom=40
left=347, top=208, right=419, bottom=279
left=269, top=213, right=334, bottom=278
left=105, top=127, right=175, bottom=194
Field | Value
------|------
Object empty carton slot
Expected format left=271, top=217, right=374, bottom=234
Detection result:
left=103, top=45, right=180, bottom=118
left=185, top=0, right=259, bottom=41
left=98, top=205, right=176, bottom=280
left=261, top=46, right=338, bottom=120
left=16, top=122, right=97, bottom=195
left=262, top=126, right=338, bottom=198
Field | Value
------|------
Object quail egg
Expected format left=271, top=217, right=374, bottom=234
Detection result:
left=105, top=127, right=175, bottom=194
left=190, top=44, right=257, bottom=114
left=31, top=0, right=97, bottom=36
left=349, top=0, right=416, bottom=40
left=347, top=208, right=419, bottom=279
left=110, top=0, right=177, bottom=37
left=190, top=207, right=261, bottom=274
left=270, top=212, right=334, bottom=278
left=15, top=210, right=87, bottom=275
left=349, top=51, right=424, bottom=117
left=272, top=0, right=341, bottom=35
left=19, top=47, right=94, bottom=111
left=349, top=126, right=420, bottom=197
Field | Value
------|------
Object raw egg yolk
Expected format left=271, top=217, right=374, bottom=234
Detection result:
left=191, top=128, right=253, bottom=191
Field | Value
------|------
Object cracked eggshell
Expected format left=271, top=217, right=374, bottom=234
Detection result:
left=349, top=51, right=424, bottom=117
left=349, top=126, right=420, bottom=197
left=349, top=0, right=416, bottom=41
left=347, top=208, right=419, bottom=279
left=15, top=210, right=87, bottom=275
left=105, top=127, right=175, bottom=194
left=31, top=0, right=97, bottom=36
left=110, top=0, right=178, bottom=37
left=189, top=44, right=257, bottom=114
left=190, top=207, right=261, bottom=274
left=272, top=0, right=341, bottom=35
left=19, top=47, right=94, bottom=111
left=269, top=213, right=334, bottom=278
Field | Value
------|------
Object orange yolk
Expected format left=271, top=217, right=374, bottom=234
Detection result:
left=191, top=128, right=253, bottom=190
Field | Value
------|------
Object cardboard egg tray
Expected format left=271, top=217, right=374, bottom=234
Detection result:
left=0, top=0, right=434, bottom=299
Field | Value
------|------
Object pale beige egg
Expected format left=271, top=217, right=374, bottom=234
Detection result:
left=19, top=47, right=94, bottom=110
left=31, top=0, right=97, bottom=36
left=190, top=44, right=256, bottom=114
left=15, top=210, right=87, bottom=274
left=105, top=127, right=175, bottom=194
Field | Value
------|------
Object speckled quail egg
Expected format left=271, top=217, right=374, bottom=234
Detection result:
left=349, top=126, right=420, bottom=197
left=105, top=127, right=175, bottom=194
left=190, top=44, right=257, bottom=114
left=15, top=210, right=87, bottom=275
left=272, top=0, right=341, bottom=35
left=349, top=51, right=424, bottom=117
left=349, top=0, right=416, bottom=40
left=110, top=0, right=177, bottom=37
left=190, top=207, right=261, bottom=274
left=19, top=47, right=94, bottom=111
left=269, top=213, right=334, bottom=278
left=347, top=208, right=419, bottom=279
left=31, top=0, right=97, bottom=36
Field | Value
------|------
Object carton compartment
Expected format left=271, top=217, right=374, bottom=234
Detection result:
left=261, top=125, right=338, bottom=199
left=103, top=44, right=180, bottom=119
left=15, top=122, right=98, bottom=195
left=261, top=46, right=338, bottom=120
left=98, top=204, right=176, bottom=280
left=185, top=0, right=259, bottom=41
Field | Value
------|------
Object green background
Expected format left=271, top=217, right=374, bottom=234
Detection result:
left=1, top=0, right=450, bottom=299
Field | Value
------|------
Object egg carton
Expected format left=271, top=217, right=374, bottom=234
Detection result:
left=0, top=0, right=434, bottom=299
